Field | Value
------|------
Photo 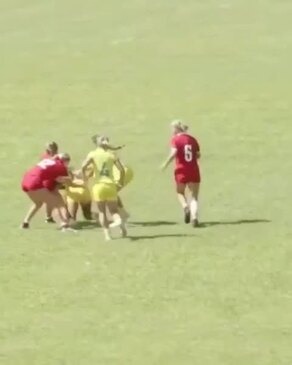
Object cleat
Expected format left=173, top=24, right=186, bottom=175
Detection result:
left=192, top=219, right=200, bottom=228
left=21, top=222, right=30, bottom=229
left=60, top=223, right=77, bottom=233
left=45, top=217, right=56, bottom=224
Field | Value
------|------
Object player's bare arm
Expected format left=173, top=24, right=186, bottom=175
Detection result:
left=81, top=157, right=94, bottom=181
left=161, top=148, right=177, bottom=170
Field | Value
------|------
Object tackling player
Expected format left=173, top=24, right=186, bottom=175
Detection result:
left=21, top=153, right=77, bottom=231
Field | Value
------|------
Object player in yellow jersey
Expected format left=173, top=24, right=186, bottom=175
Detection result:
left=82, top=136, right=126, bottom=241
left=91, top=134, right=134, bottom=220
left=65, top=171, right=92, bottom=221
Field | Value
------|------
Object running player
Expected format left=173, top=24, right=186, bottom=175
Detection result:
left=161, top=120, right=201, bottom=226
left=82, top=136, right=126, bottom=241
left=21, top=153, right=76, bottom=230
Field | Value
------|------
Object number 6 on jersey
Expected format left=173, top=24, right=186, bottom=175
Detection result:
left=184, top=144, right=193, bottom=162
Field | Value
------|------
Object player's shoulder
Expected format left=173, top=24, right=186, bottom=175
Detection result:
left=87, top=148, right=99, bottom=159
left=172, top=133, right=189, bottom=144
left=184, top=133, right=198, bottom=143
left=171, top=134, right=180, bottom=145
left=41, top=152, right=50, bottom=160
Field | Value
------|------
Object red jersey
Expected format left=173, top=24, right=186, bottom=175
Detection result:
left=171, top=133, right=201, bottom=184
left=40, top=152, right=56, bottom=160
left=22, top=159, right=68, bottom=192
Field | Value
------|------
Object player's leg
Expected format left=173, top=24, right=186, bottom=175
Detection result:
left=108, top=200, right=127, bottom=238
left=45, top=204, right=55, bottom=223
left=187, top=182, right=200, bottom=227
left=96, top=201, right=111, bottom=241
left=80, top=202, right=92, bottom=220
left=92, top=183, right=111, bottom=240
left=105, top=184, right=127, bottom=237
left=67, top=199, right=79, bottom=221
left=49, top=191, right=73, bottom=230
left=117, top=196, right=130, bottom=222
left=22, top=190, right=45, bottom=228
left=176, top=182, right=190, bottom=224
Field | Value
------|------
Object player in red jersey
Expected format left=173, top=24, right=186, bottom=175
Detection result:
left=21, top=153, right=75, bottom=230
left=40, top=142, right=60, bottom=223
left=161, top=120, right=201, bottom=226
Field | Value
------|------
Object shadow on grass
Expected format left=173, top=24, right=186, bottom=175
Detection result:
left=128, top=233, right=195, bottom=242
left=74, top=221, right=99, bottom=230
left=200, top=219, right=271, bottom=228
left=130, top=221, right=178, bottom=227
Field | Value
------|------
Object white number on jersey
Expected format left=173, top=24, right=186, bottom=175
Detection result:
left=37, top=159, right=56, bottom=170
left=100, top=163, right=110, bottom=177
left=184, top=144, right=193, bottom=162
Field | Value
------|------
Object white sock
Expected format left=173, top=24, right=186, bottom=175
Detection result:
left=109, top=214, right=122, bottom=228
left=190, top=199, right=198, bottom=221
left=104, top=228, right=112, bottom=241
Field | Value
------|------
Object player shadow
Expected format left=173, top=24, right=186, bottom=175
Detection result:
left=74, top=221, right=99, bottom=230
left=199, top=219, right=271, bottom=228
left=128, top=233, right=195, bottom=242
left=130, top=221, right=178, bottom=227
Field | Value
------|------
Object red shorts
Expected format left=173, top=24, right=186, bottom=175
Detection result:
left=175, top=168, right=201, bottom=184
left=21, top=173, right=44, bottom=192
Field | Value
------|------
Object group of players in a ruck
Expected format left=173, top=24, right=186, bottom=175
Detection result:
left=21, top=121, right=201, bottom=241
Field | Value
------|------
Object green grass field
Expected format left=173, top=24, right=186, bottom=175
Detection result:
left=1, top=0, right=292, bottom=364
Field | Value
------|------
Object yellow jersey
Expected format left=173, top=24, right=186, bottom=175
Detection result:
left=87, top=148, right=116, bottom=185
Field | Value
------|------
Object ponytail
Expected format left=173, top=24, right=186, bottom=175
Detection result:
left=182, top=123, right=189, bottom=132
left=171, top=120, right=189, bottom=133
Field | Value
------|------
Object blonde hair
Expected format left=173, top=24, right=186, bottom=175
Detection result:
left=97, top=135, right=110, bottom=147
left=46, top=141, right=58, bottom=153
left=58, top=153, right=71, bottom=161
left=91, top=134, right=100, bottom=145
left=171, top=120, right=189, bottom=133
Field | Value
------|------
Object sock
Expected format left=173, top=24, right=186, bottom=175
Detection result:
left=110, top=214, right=122, bottom=228
left=104, top=228, right=111, bottom=241
left=190, top=199, right=198, bottom=221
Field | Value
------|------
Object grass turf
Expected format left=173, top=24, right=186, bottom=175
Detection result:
left=0, top=0, right=292, bottom=364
